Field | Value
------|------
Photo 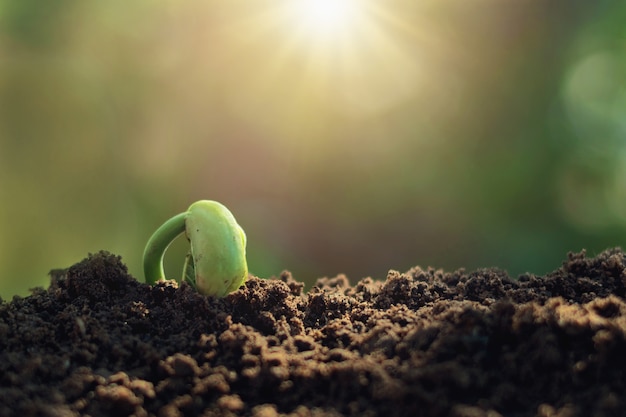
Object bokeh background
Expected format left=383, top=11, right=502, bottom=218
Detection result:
left=1, top=0, right=625, bottom=298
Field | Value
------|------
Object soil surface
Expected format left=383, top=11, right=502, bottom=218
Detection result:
left=2, top=249, right=626, bottom=417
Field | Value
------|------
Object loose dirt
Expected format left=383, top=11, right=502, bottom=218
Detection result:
left=2, top=249, right=626, bottom=417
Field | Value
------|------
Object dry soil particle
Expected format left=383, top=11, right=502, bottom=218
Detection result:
left=2, top=249, right=626, bottom=417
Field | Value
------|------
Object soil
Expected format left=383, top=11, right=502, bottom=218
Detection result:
left=2, top=249, right=626, bottom=417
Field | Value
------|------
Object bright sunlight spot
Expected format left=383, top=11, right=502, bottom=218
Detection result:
left=290, top=0, right=361, bottom=40
left=267, top=0, right=421, bottom=115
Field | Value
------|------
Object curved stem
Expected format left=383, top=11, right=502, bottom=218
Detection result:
left=142, top=212, right=187, bottom=284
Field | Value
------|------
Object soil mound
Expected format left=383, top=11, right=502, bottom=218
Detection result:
left=2, top=249, right=626, bottom=417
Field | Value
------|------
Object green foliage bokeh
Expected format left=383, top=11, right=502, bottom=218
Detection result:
left=1, top=0, right=625, bottom=298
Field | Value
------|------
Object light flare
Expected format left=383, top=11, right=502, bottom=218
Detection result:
left=289, top=0, right=361, bottom=40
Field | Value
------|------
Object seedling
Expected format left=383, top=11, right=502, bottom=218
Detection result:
left=143, top=200, right=248, bottom=297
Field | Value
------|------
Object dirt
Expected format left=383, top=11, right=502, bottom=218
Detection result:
left=2, top=249, right=626, bottom=417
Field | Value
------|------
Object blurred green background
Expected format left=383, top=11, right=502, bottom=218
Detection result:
left=1, top=0, right=625, bottom=298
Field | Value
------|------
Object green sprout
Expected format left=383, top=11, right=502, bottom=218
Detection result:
left=143, top=200, right=248, bottom=297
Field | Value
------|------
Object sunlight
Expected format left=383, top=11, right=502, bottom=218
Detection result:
left=290, top=0, right=361, bottom=40
left=217, top=1, right=429, bottom=118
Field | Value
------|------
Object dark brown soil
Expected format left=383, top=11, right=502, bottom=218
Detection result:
left=2, top=249, right=626, bottom=417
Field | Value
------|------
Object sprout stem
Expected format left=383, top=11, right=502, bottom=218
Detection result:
left=143, top=212, right=187, bottom=284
